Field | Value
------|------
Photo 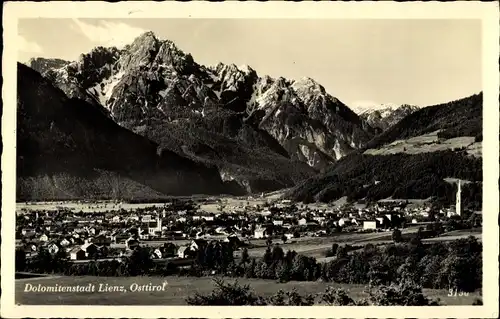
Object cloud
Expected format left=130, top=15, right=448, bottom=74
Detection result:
left=18, top=35, right=43, bottom=53
left=71, top=19, right=146, bottom=48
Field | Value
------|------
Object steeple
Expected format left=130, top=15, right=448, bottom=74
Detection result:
left=456, top=180, right=462, bottom=216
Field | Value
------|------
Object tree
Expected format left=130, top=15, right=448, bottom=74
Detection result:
left=186, top=278, right=266, bottom=305
left=15, top=249, right=26, bottom=271
left=416, top=227, right=424, bottom=240
left=335, top=245, right=348, bottom=259
left=321, top=287, right=355, bottom=305
left=281, top=234, right=287, bottom=243
left=125, top=246, right=153, bottom=276
left=392, top=229, right=403, bottom=243
left=472, top=298, right=483, bottom=305
left=267, top=289, right=315, bottom=305
left=266, top=237, right=273, bottom=247
left=275, top=260, right=291, bottom=283
left=240, top=248, right=250, bottom=266
left=366, top=280, right=440, bottom=306
left=325, top=243, right=339, bottom=257
left=271, top=245, right=285, bottom=263
left=263, top=247, right=273, bottom=266
left=244, top=258, right=256, bottom=278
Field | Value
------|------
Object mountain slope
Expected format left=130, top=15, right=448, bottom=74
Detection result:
left=365, top=93, right=482, bottom=149
left=30, top=31, right=376, bottom=173
left=17, top=62, right=237, bottom=201
left=285, top=92, right=483, bottom=208
left=358, top=104, right=420, bottom=131
left=285, top=150, right=482, bottom=209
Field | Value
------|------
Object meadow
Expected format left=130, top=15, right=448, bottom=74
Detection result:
left=16, top=275, right=480, bottom=306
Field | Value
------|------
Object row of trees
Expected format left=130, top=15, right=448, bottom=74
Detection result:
left=185, top=277, right=449, bottom=306
left=191, top=236, right=482, bottom=293
left=17, top=236, right=482, bottom=293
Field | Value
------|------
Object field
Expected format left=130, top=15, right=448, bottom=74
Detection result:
left=363, top=131, right=481, bottom=158
left=16, top=193, right=280, bottom=213
left=16, top=201, right=171, bottom=213
left=99, top=226, right=480, bottom=261
left=15, top=275, right=480, bottom=305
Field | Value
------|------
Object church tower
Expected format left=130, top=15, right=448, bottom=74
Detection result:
left=455, top=180, right=462, bottom=216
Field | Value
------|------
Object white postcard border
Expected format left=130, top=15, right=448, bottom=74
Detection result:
left=2, top=1, right=499, bottom=318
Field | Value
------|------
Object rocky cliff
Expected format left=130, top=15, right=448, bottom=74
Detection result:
left=28, top=31, right=377, bottom=191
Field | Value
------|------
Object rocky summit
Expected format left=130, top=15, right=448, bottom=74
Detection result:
left=356, top=104, right=420, bottom=131
left=17, top=62, right=240, bottom=201
left=26, top=31, right=385, bottom=196
left=29, top=31, right=377, bottom=168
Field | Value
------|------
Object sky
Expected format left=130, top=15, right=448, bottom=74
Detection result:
left=18, top=18, right=482, bottom=108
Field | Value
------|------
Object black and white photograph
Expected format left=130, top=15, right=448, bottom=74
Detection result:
left=2, top=2, right=499, bottom=318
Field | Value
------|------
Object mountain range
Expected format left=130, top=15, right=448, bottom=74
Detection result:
left=286, top=93, right=483, bottom=208
left=17, top=62, right=240, bottom=201
left=20, top=31, right=482, bottom=203
left=356, top=103, right=421, bottom=131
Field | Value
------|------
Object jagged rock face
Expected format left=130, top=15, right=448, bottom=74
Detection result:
left=358, top=104, right=420, bottom=131
left=28, top=57, right=69, bottom=75
left=243, top=76, right=376, bottom=169
left=17, top=63, right=232, bottom=200
left=30, top=31, right=376, bottom=189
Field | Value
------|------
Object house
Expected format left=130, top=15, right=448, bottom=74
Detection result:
left=152, top=248, right=162, bottom=259
left=375, top=217, right=385, bottom=226
left=177, top=246, right=190, bottom=259
left=60, top=238, right=71, bottom=247
left=111, top=216, right=121, bottom=223
left=313, top=216, right=326, bottom=224
left=47, top=242, right=60, bottom=255
left=338, top=218, right=347, bottom=227
left=24, top=243, right=38, bottom=256
left=91, top=235, right=112, bottom=246
left=363, top=220, right=380, bottom=230
left=190, top=239, right=207, bottom=251
left=147, top=217, right=163, bottom=236
left=161, top=243, right=178, bottom=257
left=112, top=232, right=129, bottom=244
left=272, top=220, right=284, bottom=226
left=260, top=210, right=272, bottom=217
left=284, top=233, right=294, bottom=240
left=21, top=228, right=36, bottom=237
left=254, top=228, right=266, bottom=239
left=127, top=215, right=140, bottom=222
left=141, top=215, right=153, bottom=223
left=298, top=218, right=307, bottom=226
left=39, top=234, right=49, bottom=242
left=69, top=247, right=86, bottom=260
left=81, top=242, right=98, bottom=258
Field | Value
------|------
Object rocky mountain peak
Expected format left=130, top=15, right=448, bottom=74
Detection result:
left=29, top=32, right=377, bottom=171
left=359, top=103, right=421, bottom=130
left=28, top=57, right=69, bottom=75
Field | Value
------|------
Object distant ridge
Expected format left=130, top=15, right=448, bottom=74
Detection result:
left=17, top=62, right=239, bottom=201
left=29, top=31, right=376, bottom=175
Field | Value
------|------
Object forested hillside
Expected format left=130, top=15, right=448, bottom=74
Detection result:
left=365, top=93, right=482, bottom=149
left=286, top=150, right=482, bottom=209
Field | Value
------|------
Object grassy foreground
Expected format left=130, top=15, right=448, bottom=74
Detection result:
left=16, top=275, right=479, bottom=305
